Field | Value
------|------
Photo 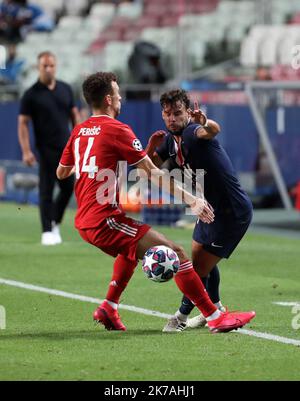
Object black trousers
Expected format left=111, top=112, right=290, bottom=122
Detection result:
left=38, top=147, right=74, bottom=233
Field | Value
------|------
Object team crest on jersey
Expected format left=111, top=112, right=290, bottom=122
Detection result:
left=132, top=139, right=143, bottom=152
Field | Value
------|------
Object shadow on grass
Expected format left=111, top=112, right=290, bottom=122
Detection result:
left=0, top=327, right=208, bottom=341
left=0, top=328, right=172, bottom=341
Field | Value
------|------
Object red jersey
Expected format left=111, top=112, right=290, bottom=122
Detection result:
left=60, top=115, right=147, bottom=229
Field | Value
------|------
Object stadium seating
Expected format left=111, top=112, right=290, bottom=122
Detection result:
left=117, top=2, right=143, bottom=20
left=29, top=0, right=64, bottom=18
left=98, top=40, right=135, bottom=82
left=13, top=0, right=300, bottom=90
left=64, top=0, right=88, bottom=16
left=240, top=25, right=300, bottom=70
left=89, top=2, right=116, bottom=19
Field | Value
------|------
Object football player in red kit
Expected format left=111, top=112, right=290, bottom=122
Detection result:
left=57, top=72, right=255, bottom=333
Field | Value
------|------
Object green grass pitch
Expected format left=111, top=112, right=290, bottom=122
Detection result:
left=0, top=202, right=300, bottom=381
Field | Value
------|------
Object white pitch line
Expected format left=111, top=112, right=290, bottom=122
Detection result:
left=1, top=278, right=300, bottom=347
left=0, top=278, right=171, bottom=319
left=237, top=329, right=300, bottom=347
left=273, top=302, right=300, bottom=307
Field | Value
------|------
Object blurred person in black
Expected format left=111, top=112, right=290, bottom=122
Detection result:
left=18, top=51, right=81, bottom=245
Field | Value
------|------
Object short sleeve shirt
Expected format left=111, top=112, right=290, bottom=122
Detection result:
left=156, top=124, right=252, bottom=217
left=19, top=80, right=75, bottom=150
left=60, top=115, right=147, bottom=229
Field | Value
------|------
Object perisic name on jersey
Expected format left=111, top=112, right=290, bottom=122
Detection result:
left=79, top=126, right=101, bottom=136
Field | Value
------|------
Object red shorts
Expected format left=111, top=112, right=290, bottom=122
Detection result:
left=78, top=214, right=151, bottom=261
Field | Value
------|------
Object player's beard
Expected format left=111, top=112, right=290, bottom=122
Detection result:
left=167, top=119, right=190, bottom=136
left=169, top=128, right=183, bottom=136
left=168, top=120, right=189, bottom=136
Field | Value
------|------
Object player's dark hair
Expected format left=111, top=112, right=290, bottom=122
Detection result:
left=160, top=89, right=190, bottom=110
left=82, top=72, right=118, bottom=109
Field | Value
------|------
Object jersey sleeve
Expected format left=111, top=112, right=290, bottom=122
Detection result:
left=19, top=90, right=33, bottom=116
left=59, top=131, right=75, bottom=167
left=186, top=123, right=202, bottom=136
left=116, top=126, right=147, bottom=166
left=155, top=137, right=169, bottom=162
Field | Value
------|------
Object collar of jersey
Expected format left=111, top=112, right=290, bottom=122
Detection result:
left=91, top=114, right=113, bottom=119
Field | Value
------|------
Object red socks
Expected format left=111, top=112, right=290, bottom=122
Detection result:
left=106, top=254, right=138, bottom=304
left=106, top=257, right=217, bottom=318
left=174, top=261, right=217, bottom=318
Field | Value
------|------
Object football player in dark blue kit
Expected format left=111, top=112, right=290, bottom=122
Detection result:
left=146, top=89, right=253, bottom=332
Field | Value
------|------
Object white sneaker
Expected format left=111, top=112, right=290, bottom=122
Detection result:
left=162, top=316, right=187, bottom=333
left=52, top=223, right=62, bottom=244
left=41, top=232, right=57, bottom=246
left=186, top=314, right=207, bottom=329
left=187, top=305, right=227, bottom=329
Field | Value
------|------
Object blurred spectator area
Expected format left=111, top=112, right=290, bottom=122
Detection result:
left=0, top=44, right=24, bottom=84
left=0, top=0, right=54, bottom=43
left=1, top=0, right=300, bottom=211
left=1, top=0, right=300, bottom=97
left=241, top=25, right=300, bottom=67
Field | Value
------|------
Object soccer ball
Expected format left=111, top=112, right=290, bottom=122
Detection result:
left=142, top=245, right=180, bottom=283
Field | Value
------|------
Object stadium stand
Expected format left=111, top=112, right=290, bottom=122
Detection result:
left=1, top=0, right=300, bottom=212
left=0, top=44, right=24, bottom=84
left=240, top=25, right=300, bottom=68
left=8, top=0, right=223, bottom=89
left=26, top=0, right=64, bottom=19
left=1, top=0, right=300, bottom=93
left=0, top=0, right=54, bottom=43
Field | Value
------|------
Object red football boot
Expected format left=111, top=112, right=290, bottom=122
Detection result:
left=207, top=310, right=256, bottom=333
left=93, top=301, right=126, bottom=331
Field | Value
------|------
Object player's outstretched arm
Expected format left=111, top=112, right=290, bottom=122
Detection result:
left=136, top=156, right=214, bottom=224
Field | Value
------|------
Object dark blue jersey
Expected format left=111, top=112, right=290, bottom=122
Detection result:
left=156, top=123, right=252, bottom=218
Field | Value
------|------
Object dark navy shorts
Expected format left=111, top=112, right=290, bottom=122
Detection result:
left=193, top=208, right=253, bottom=259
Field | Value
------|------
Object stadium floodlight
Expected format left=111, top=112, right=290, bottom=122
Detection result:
left=245, top=81, right=300, bottom=210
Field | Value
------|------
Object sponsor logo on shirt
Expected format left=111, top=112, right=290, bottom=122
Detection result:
left=132, top=139, right=143, bottom=152
left=79, top=126, right=101, bottom=136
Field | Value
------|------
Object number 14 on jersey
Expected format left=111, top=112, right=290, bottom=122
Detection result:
left=74, top=137, right=99, bottom=179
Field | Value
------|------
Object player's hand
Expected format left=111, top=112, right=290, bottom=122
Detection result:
left=23, top=151, right=37, bottom=167
left=148, top=130, right=167, bottom=149
left=190, top=101, right=207, bottom=126
left=190, top=198, right=214, bottom=224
